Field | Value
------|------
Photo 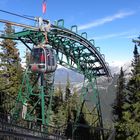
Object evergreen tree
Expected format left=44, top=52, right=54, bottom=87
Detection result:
left=65, top=73, right=71, bottom=101
left=73, top=102, right=95, bottom=139
left=64, top=75, right=72, bottom=138
left=53, top=82, right=63, bottom=113
left=58, top=82, right=63, bottom=102
left=112, top=67, right=126, bottom=139
left=113, top=67, right=125, bottom=121
left=119, top=40, right=140, bottom=140
left=132, top=44, right=139, bottom=69
left=127, top=45, right=140, bottom=103
left=0, top=23, right=22, bottom=113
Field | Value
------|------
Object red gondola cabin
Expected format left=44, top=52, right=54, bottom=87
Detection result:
left=29, top=46, right=57, bottom=73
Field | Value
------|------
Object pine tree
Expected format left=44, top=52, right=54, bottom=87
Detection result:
left=0, top=23, right=22, bottom=113
left=127, top=45, right=140, bottom=103
left=119, top=40, right=140, bottom=140
left=58, top=82, right=63, bottom=102
left=64, top=74, right=72, bottom=138
left=112, top=67, right=126, bottom=139
left=113, top=67, right=125, bottom=121
left=133, top=44, right=139, bottom=69
left=65, top=73, right=71, bottom=101
left=53, top=82, right=63, bottom=113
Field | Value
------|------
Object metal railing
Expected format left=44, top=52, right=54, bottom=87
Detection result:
left=0, top=113, right=67, bottom=140
left=0, top=112, right=115, bottom=140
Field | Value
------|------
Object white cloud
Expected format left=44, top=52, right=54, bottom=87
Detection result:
left=92, top=31, right=130, bottom=40
left=91, top=30, right=139, bottom=40
left=124, top=35, right=138, bottom=39
left=109, top=60, right=129, bottom=67
left=78, top=10, right=135, bottom=30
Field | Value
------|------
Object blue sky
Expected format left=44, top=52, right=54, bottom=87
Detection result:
left=0, top=0, right=140, bottom=66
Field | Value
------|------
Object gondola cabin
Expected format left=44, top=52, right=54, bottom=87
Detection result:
left=29, top=46, right=57, bottom=73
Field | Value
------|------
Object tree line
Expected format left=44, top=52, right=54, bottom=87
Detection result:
left=112, top=37, right=140, bottom=139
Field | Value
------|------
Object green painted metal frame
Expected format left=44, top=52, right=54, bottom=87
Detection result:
left=0, top=25, right=111, bottom=78
left=0, top=20, right=111, bottom=139
left=11, top=68, right=55, bottom=128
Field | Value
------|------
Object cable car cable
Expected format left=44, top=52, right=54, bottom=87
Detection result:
left=0, top=9, right=50, bottom=25
left=0, top=9, right=35, bottom=21
left=23, top=15, right=35, bottom=19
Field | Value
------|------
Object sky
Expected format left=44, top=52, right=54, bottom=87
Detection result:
left=0, top=0, right=140, bottom=67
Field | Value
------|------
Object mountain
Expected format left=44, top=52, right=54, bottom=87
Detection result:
left=54, top=66, right=84, bottom=83
left=54, top=62, right=132, bottom=125
left=55, top=61, right=132, bottom=83
left=109, top=61, right=132, bottom=75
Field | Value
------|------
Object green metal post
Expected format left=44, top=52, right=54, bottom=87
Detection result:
left=41, top=73, right=45, bottom=125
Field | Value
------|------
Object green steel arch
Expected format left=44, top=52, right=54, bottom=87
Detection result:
left=50, top=24, right=111, bottom=78
left=0, top=19, right=111, bottom=78
left=0, top=18, right=111, bottom=139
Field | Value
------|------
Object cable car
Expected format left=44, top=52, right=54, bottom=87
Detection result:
left=29, top=46, right=57, bottom=73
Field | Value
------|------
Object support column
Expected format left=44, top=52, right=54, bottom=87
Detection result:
left=41, top=73, right=45, bottom=125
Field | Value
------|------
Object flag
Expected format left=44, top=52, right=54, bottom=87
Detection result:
left=42, top=0, right=47, bottom=14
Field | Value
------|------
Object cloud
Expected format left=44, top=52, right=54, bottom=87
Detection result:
left=110, top=60, right=129, bottom=67
left=92, top=30, right=139, bottom=40
left=92, top=31, right=129, bottom=40
left=124, top=35, right=138, bottom=39
left=78, top=10, right=135, bottom=30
